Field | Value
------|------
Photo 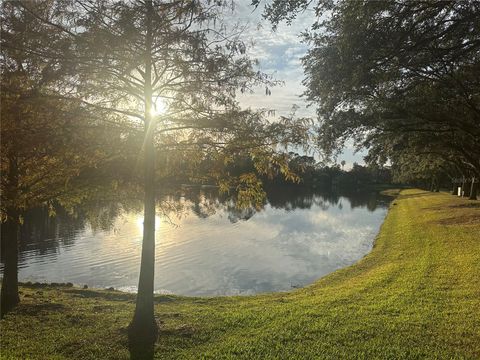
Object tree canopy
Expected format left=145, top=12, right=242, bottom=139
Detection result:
left=259, top=0, right=480, bottom=186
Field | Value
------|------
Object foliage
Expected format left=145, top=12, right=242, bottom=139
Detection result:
left=0, top=1, right=133, bottom=220
left=260, top=0, right=480, bottom=183
left=0, top=0, right=145, bottom=318
left=252, top=0, right=314, bottom=29
left=266, top=155, right=392, bottom=189
left=9, top=0, right=312, bottom=200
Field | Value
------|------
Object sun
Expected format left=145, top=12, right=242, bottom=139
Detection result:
left=150, top=97, right=167, bottom=117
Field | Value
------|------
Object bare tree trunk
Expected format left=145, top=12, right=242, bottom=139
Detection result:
left=434, top=175, right=439, bottom=192
left=129, top=0, right=158, bottom=350
left=0, top=210, right=20, bottom=319
left=1, top=154, right=20, bottom=319
left=469, top=177, right=477, bottom=200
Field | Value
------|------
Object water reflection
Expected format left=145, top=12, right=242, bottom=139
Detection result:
left=1, top=186, right=390, bottom=295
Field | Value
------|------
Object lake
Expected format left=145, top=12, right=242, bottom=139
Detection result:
left=1, top=187, right=391, bottom=296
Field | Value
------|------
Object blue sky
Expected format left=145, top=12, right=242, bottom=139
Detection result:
left=231, top=3, right=365, bottom=168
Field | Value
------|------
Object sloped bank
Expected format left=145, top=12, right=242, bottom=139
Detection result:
left=1, top=189, right=479, bottom=359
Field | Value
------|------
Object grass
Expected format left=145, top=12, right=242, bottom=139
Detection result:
left=1, top=189, right=479, bottom=359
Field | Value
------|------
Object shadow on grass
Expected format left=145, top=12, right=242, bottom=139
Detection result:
left=159, top=323, right=195, bottom=337
left=448, top=202, right=480, bottom=209
left=398, top=191, right=436, bottom=200
left=127, top=319, right=162, bottom=360
left=426, top=199, right=480, bottom=212
left=122, top=317, right=197, bottom=359
left=18, top=302, right=66, bottom=316
left=67, top=289, right=135, bottom=302
left=65, top=289, right=181, bottom=304
left=128, top=338, right=155, bottom=360
left=436, top=214, right=480, bottom=226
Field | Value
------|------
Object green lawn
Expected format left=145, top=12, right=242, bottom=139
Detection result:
left=1, top=189, right=479, bottom=359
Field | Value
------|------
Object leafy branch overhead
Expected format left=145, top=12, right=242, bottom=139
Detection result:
left=261, top=0, right=480, bottom=181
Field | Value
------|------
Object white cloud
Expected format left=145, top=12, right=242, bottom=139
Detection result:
left=225, top=3, right=364, bottom=163
left=221, top=3, right=314, bottom=118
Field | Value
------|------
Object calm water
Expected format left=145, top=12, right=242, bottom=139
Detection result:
left=1, top=187, right=390, bottom=296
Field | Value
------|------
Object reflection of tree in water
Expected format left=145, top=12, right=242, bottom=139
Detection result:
left=180, top=185, right=390, bottom=222
left=182, top=187, right=259, bottom=223
left=185, top=188, right=223, bottom=220
left=343, top=190, right=391, bottom=212
left=1, top=194, right=144, bottom=267
left=1, top=185, right=390, bottom=268
left=18, top=207, right=84, bottom=259
left=268, top=187, right=390, bottom=213
left=226, top=205, right=256, bottom=223
left=267, top=187, right=342, bottom=211
left=0, top=206, right=82, bottom=267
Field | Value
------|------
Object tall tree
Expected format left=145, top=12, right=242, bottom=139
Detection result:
left=0, top=1, right=130, bottom=318
left=15, top=0, right=310, bottom=346
left=0, top=1, right=134, bottom=316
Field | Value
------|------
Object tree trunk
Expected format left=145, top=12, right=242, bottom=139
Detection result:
left=0, top=211, right=20, bottom=319
left=451, top=181, right=457, bottom=195
left=1, top=153, right=20, bottom=319
left=129, top=0, right=158, bottom=346
left=463, top=177, right=471, bottom=197
left=469, top=177, right=477, bottom=200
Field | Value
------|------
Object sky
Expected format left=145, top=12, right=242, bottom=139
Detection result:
left=230, top=2, right=365, bottom=168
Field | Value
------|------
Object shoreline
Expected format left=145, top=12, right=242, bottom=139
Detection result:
left=2, top=187, right=392, bottom=298
left=2, top=189, right=479, bottom=359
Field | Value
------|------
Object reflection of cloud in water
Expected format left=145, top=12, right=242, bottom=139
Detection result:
left=6, top=189, right=390, bottom=296
left=152, top=195, right=387, bottom=295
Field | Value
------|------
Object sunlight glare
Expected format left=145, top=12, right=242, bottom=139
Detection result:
left=135, top=214, right=162, bottom=233
left=150, top=97, right=167, bottom=117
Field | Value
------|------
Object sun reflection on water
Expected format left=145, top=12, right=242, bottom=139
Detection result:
left=134, top=214, right=162, bottom=234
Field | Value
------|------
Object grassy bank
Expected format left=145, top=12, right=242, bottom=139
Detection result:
left=1, top=189, right=479, bottom=359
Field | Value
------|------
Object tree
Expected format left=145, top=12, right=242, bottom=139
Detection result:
left=258, top=0, right=480, bottom=184
left=0, top=1, right=132, bottom=318
left=14, top=0, right=310, bottom=349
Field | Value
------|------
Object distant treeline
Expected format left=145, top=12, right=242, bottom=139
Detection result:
left=205, top=152, right=393, bottom=191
